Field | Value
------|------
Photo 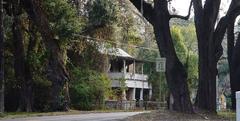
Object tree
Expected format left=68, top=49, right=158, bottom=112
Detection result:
left=1, top=0, right=88, bottom=112
left=21, top=0, right=69, bottom=111
left=226, top=1, right=240, bottom=109
left=116, top=3, right=144, bottom=56
left=129, top=0, right=193, bottom=113
left=193, top=0, right=240, bottom=111
left=11, top=0, right=32, bottom=112
left=0, top=0, right=4, bottom=113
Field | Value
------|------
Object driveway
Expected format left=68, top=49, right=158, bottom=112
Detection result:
left=0, top=112, right=146, bottom=121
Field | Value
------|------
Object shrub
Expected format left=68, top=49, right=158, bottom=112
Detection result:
left=69, top=68, right=112, bottom=110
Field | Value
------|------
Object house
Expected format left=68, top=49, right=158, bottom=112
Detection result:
left=102, top=48, right=152, bottom=109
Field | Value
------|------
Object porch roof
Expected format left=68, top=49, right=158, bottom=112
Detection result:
left=100, top=47, right=147, bottom=62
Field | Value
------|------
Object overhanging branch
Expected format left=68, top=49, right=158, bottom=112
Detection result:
left=170, top=0, right=193, bottom=20
left=129, top=0, right=154, bottom=24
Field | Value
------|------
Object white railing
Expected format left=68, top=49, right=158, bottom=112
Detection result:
left=108, top=72, right=148, bottom=81
left=110, top=79, right=151, bottom=89
left=108, top=72, right=124, bottom=79
left=134, top=73, right=148, bottom=81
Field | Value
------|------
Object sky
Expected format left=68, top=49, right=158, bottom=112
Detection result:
left=171, top=0, right=231, bottom=17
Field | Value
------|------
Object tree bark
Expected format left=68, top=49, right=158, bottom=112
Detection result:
left=0, top=0, right=4, bottom=113
left=24, top=20, right=38, bottom=112
left=193, top=0, right=240, bottom=112
left=12, top=4, right=25, bottom=112
left=11, top=1, right=33, bottom=112
left=228, top=32, right=240, bottom=111
left=21, top=0, right=69, bottom=111
left=192, top=0, right=227, bottom=112
left=227, top=7, right=240, bottom=109
left=154, top=0, right=193, bottom=113
left=227, top=18, right=236, bottom=110
left=130, top=0, right=193, bottom=113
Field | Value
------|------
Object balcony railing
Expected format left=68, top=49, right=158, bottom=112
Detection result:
left=108, top=72, right=148, bottom=81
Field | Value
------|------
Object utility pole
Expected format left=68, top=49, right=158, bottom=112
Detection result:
left=156, top=56, right=166, bottom=109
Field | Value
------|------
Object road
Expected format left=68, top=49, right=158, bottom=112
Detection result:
left=0, top=112, right=146, bottom=121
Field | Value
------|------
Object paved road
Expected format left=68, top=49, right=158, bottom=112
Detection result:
left=1, top=112, right=146, bottom=121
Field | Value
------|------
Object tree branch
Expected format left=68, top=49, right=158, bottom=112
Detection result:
left=204, top=0, right=221, bottom=25
left=129, top=0, right=154, bottom=24
left=214, top=1, right=240, bottom=60
left=227, top=22, right=235, bottom=64
left=170, top=0, right=193, bottom=20
left=213, top=17, right=227, bottom=60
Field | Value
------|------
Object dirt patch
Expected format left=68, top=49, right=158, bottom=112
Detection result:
left=125, top=110, right=233, bottom=121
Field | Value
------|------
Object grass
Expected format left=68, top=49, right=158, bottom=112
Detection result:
left=126, top=110, right=237, bottom=121
left=218, top=111, right=236, bottom=121
left=0, top=109, right=146, bottom=119
left=0, top=110, right=81, bottom=119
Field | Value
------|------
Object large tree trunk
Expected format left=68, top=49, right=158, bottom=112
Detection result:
left=193, top=0, right=224, bottom=112
left=22, top=0, right=69, bottom=111
left=194, top=23, right=218, bottom=112
left=227, top=11, right=240, bottom=110
left=153, top=0, right=193, bottom=113
left=24, top=21, right=38, bottom=112
left=12, top=6, right=26, bottom=112
left=129, top=0, right=193, bottom=113
left=193, top=0, right=240, bottom=112
left=12, top=1, right=33, bottom=112
left=195, top=43, right=217, bottom=112
left=227, top=1, right=240, bottom=110
left=12, top=21, right=27, bottom=112
left=0, top=0, right=4, bottom=113
left=228, top=36, right=240, bottom=110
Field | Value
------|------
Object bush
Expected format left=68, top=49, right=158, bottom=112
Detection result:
left=69, top=68, right=112, bottom=110
left=70, top=83, right=93, bottom=110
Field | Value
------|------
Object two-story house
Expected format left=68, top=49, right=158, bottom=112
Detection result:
left=101, top=48, right=152, bottom=109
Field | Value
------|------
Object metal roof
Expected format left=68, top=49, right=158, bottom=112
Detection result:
left=99, top=47, right=134, bottom=59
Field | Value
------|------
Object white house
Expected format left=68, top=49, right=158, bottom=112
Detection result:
left=100, top=48, right=152, bottom=107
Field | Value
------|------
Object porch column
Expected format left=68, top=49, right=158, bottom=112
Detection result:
left=122, top=89, right=127, bottom=101
left=149, top=89, right=152, bottom=100
left=141, top=63, right=144, bottom=74
left=123, top=60, right=126, bottom=75
left=140, top=88, right=143, bottom=101
left=133, top=60, right=136, bottom=74
left=132, top=88, right=136, bottom=100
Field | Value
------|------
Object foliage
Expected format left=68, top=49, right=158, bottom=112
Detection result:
left=116, top=4, right=144, bottom=57
left=138, top=46, right=168, bottom=101
left=34, top=0, right=85, bottom=111
left=2, top=0, right=199, bottom=112
left=171, top=25, right=198, bottom=100
left=43, top=0, right=83, bottom=45
left=179, top=24, right=198, bottom=53
left=2, top=0, right=86, bottom=112
left=87, top=0, right=118, bottom=27
left=171, top=26, right=188, bottom=63
left=186, top=53, right=198, bottom=90
left=148, top=70, right=168, bottom=101
left=69, top=67, right=112, bottom=110
left=66, top=0, right=120, bottom=110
